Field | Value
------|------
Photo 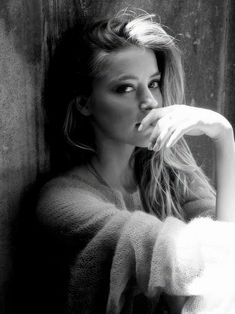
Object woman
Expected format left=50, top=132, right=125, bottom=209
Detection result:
left=37, top=10, right=235, bottom=314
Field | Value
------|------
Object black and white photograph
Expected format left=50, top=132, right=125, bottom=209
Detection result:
left=0, top=1, right=235, bottom=313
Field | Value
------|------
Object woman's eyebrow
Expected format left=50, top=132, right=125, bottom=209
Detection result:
left=113, top=74, right=138, bottom=81
left=110, top=71, right=161, bottom=83
left=150, top=71, right=161, bottom=78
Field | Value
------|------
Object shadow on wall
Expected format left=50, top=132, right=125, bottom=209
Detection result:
left=6, top=173, right=51, bottom=314
left=43, top=17, right=96, bottom=175
left=5, top=16, right=94, bottom=314
left=0, top=13, right=48, bottom=314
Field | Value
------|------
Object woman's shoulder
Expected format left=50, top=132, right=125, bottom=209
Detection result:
left=36, top=166, right=126, bottom=230
left=40, top=165, right=93, bottom=192
left=37, top=165, right=115, bottom=209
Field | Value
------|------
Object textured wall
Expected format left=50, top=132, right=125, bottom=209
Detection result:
left=0, top=1, right=49, bottom=312
left=224, top=1, right=235, bottom=127
left=0, top=0, right=234, bottom=312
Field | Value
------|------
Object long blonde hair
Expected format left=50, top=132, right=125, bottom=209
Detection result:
left=62, top=10, right=214, bottom=220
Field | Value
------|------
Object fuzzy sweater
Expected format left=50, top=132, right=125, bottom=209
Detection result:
left=36, top=166, right=235, bottom=314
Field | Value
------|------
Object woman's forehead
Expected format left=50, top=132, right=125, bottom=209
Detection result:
left=99, top=46, right=160, bottom=80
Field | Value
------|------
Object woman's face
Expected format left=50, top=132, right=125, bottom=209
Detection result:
left=87, top=46, right=163, bottom=148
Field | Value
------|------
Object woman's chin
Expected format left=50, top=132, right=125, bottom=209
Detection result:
left=134, top=139, right=149, bottom=149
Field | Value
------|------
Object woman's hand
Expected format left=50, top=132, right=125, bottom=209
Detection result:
left=138, top=105, right=233, bottom=151
left=139, top=104, right=235, bottom=222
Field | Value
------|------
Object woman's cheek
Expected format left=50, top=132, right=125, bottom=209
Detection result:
left=101, top=99, right=134, bottom=124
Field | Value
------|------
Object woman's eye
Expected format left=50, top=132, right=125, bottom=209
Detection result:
left=149, top=80, right=160, bottom=89
left=115, top=85, right=134, bottom=93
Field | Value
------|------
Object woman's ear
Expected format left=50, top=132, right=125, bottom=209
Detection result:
left=75, top=96, right=91, bottom=116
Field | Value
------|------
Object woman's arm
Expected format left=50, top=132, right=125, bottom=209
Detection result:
left=37, top=173, right=235, bottom=313
left=214, top=127, right=235, bottom=221
left=36, top=176, right=166, bottom=312
left=139, top=105, right=235, bottom=222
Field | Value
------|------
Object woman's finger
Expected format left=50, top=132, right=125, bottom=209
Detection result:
left=148, top=115, right=174, bottom=149
left=165, top=120, right=197, bottom=148
left=152, top=126, right=174, bottom=151
left=139, top=107, right=173, bottom=131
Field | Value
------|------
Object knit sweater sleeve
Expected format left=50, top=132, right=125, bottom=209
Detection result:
left=36, top=176, right=165, bottom=311
left=36, top=176, right=235, bottom=314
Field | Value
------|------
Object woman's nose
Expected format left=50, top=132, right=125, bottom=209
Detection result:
left=139, top=97, right=158, bottom=112
left=138, top=85, right=161, bottom=111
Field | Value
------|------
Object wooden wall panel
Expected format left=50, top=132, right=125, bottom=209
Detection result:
left=0, top=0, right=234, bottom=312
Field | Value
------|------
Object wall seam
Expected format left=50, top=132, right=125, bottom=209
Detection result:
left=217, top=0, right=230, bottom=116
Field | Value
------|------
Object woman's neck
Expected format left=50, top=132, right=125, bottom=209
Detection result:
left=90, top=145, right=137, bottom=194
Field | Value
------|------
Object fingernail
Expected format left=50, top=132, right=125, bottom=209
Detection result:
left=153, top=142, right=160, bottom=151
left=141, top=103, right=149, bottom=110
left=138, top=124, right=143, bottom=131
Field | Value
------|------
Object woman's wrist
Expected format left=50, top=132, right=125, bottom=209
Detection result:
left=210, top=116, right=234, bottom=149
left=214, top=122, right=235, bottom=222
left=213, top=126, right=234, bottom=152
